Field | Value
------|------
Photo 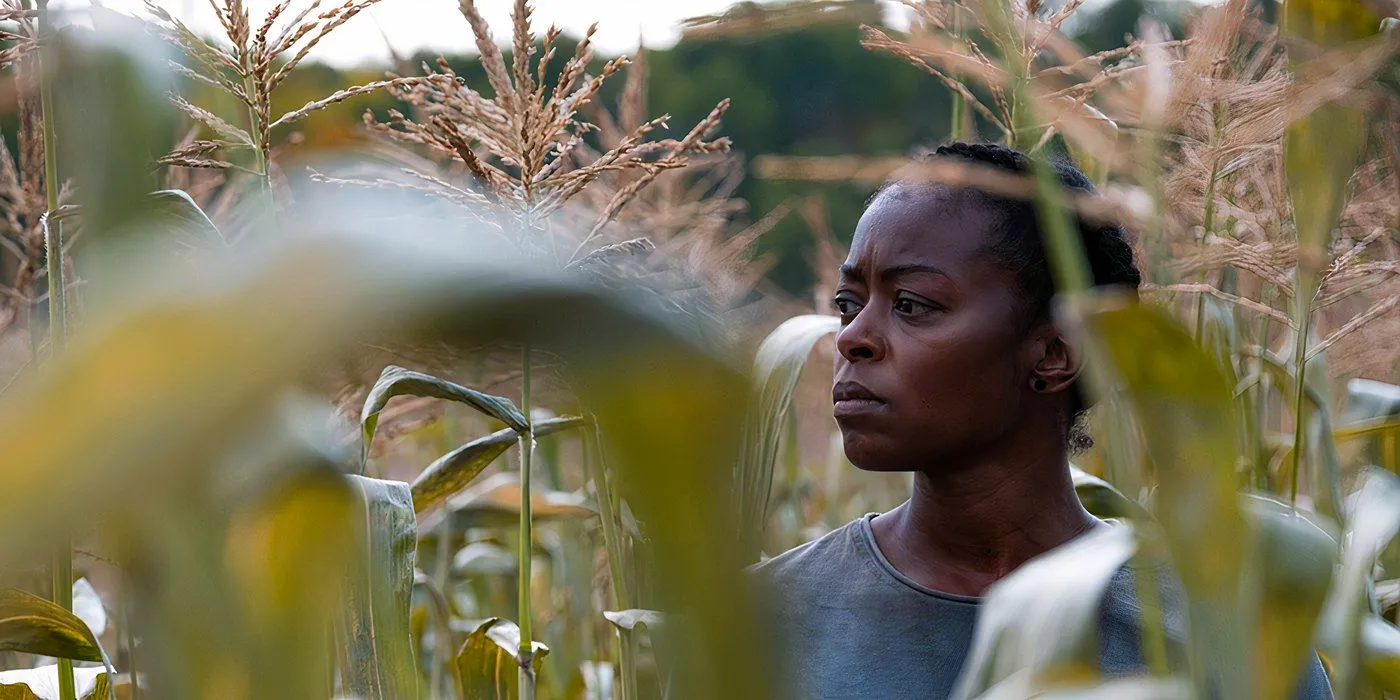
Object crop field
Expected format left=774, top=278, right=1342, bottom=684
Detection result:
left=0, top=0, right=1399, bottom=698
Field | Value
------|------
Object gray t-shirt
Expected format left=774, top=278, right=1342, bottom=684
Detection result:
left=750, top=513, right=1332, bottom=699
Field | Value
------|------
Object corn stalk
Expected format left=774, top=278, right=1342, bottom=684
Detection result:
left=517, top=343, right=536, bottom=700
left=34, top=0, right=75, bottom=697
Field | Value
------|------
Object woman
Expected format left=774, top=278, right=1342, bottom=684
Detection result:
left=751, top=142, right=1331, bottom=699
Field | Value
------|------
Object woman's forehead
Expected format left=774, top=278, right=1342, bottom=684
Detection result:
left=845, top=186, right=1001, bottom=270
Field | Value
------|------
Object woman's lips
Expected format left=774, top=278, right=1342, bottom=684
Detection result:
left=833, top=397, right=888, bottom=417
left=832, top=381, right=887, bottom=417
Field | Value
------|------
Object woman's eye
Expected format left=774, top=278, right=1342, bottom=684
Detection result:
left=833, top=297, right=861, bottom=317
left=893, top=295, right=933, bottom=315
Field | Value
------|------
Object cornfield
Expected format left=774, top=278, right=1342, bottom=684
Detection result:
left=0, top=0, right=1397, bottom=698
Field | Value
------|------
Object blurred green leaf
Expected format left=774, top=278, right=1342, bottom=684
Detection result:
left=737, top=314, right=840, bottom=562
left=411, top=416, right=587, bottom=514
left=453, top=541, right=517, bottom=578
left=228, top=471, right=357, bottom=699
left=951, top=524, right=1137, bottom=699
left=1360, top=614, right=1400, bottom=691
left=1071, top=296, right=1248, bottom=698
left=455, top=618, right=548, bottom=700
left=971, top=672, right=1191, bottom=700
left=1283, top=0, right=1381, bottom=294
left=1320, top=468, right=1400, bottom=697
left=361, top=366, right=528, bottom=467
left=0, top=666, right=110, bottom=700
left=51, top=12, right=177, bottom=270
left=1070, top=465, right=1148, bottom=520
left=333, top=477, right=417, bottom=700
left=0, top=589, right=104, bottom=662
left=1242, top=495, right=1337, bottom=700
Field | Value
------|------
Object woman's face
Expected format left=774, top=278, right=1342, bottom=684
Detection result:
left=832, top=185, right=1037, bottom=472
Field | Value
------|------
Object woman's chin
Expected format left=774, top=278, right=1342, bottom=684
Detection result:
left=840, top=432, right=909, bottom=472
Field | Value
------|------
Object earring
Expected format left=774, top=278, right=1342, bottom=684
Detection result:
left=1032, top=378, right=1047, bottom=391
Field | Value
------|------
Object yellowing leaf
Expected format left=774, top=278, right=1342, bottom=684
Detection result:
left=455, top=618, right=548, bottom=700
left=411, top=416, right=587, bottom=514
left=0, top=665, right=109, bottom=700
left=0, top=589, right=104, bottom=662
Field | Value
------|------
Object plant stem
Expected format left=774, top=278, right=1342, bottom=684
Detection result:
left=35, top=1, right=76, bottom=698
left=584, top=426, right=630, bottom=610
left=1289, top=300, right=1311, bottom=504
left=517, top=343, right=536, bottom=699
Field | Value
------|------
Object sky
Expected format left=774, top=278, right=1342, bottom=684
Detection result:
left=71, top=0, right=913, bottom=69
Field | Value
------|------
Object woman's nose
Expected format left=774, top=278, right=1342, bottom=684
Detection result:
left=836, top=309, right=885, bottom=362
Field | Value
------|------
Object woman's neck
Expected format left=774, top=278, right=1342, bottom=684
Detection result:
left=868, top=439, right=1101, bottom=597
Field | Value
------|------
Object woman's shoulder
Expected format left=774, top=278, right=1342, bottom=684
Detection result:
left=747, top=516, right=870, bottom=585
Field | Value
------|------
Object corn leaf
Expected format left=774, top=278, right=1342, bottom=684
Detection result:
left=361, top=366, right=528, bottom=467
left=1320, top=468, right=1400, bottom=698
left=1070, top=296, right=1248, bottom=698
left=736, top=314, right=840, bottom=562
left=411, top=416, right=587, bottom=514
left=0, top=666, right=109, bottom=700
left=455, top=618, right=548, bottom=700
left=972, top=672, right=1191, bottom=700
left=0, top=589, right=104, bottom=662
left=335, top=476, right=418, bottom=700
left=227, top=471, right=358, bottom=699
left=1360, top=614, right=1400, bottom=691
left=1070, top=465, right=1148, bottom=520
left=1242, top=495, right=1337, bottom=700
left=439, top=473, right=594, bottom=529
left=603, top=609, right=664, bottom=631
left=951, top=523, right=1137, bottom=699
left=147, top=189, right=224, bottom=250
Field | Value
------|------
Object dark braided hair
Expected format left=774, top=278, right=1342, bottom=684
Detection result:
left=876, top=142, right=1142, bottom=446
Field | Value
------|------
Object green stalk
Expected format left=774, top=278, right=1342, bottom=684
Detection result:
left=517, top=344, right=536, bottom=700
left=35, top=1, right=76, bottom=698
left=1288, top=289, right=1312, bottom=504
left=584, top=426, right=630, bottom=609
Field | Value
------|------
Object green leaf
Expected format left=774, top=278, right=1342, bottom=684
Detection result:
left=1070, top=465, right=1147, bottom=520
left=455, top=618, right=548, bottom=700
left=1250, top=347, right=1343, bottom=516
left=0, top=666, right=110, bottom=700
left=1069, top=296, right=1248, bottom=698
left=736, top=314, right=840, bottom=562
left=603, top=609, right=664, bottom=632
left=411, top=416, right=587, bottom=514
left=1320, top=468, right=1400, bottom=697
left=0, top=589, right=104, bottom=662
left=335, top=477, right=418, bottom=700
left=146, top=190, right=224, bottom=250
left=1243, top=495, right=1337, bottom=700
left=951, top=524, right=1137, bottom=699
left=361, top=366, right=527, bottom=467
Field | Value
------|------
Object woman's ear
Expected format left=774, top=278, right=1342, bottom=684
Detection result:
left=1028, top=324, right=1080, bottom=394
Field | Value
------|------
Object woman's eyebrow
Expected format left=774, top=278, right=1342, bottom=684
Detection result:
left=879, top=263, right=948, bottom=281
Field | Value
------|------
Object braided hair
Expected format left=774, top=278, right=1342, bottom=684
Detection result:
left=877, top=142, right=1141, bottom=445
